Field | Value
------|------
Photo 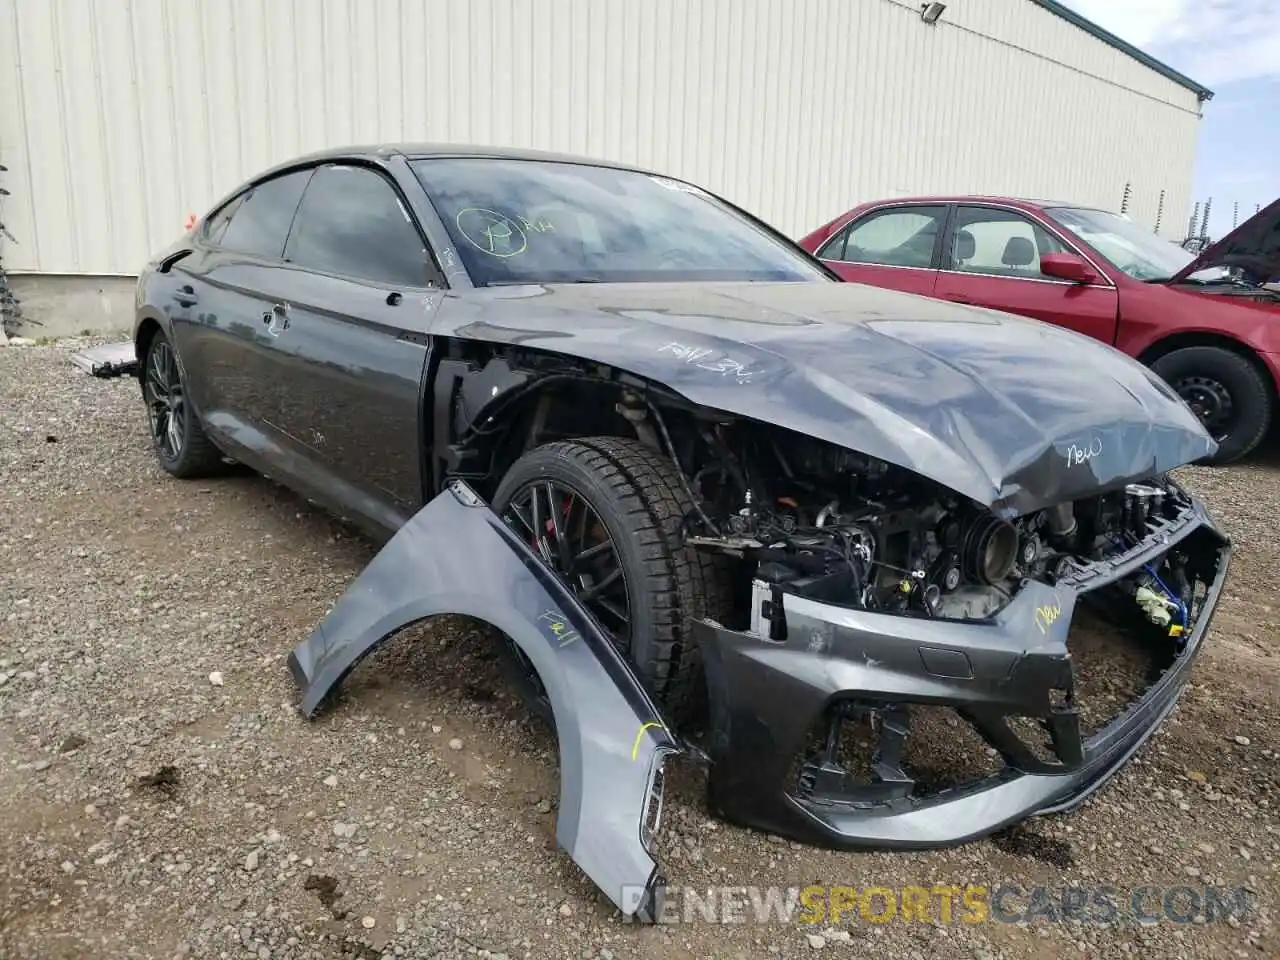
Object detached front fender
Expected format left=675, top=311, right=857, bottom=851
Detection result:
left=287, top=480, right=676, bottom=919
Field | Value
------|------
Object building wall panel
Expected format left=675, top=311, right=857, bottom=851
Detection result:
left=0, top=0, right=1205, bottom=276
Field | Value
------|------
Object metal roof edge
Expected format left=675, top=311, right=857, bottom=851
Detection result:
left=1030, top=0, right=1214, bottom=102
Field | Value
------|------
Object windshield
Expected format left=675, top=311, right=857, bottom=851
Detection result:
left=409, top=157, right=830, bottom=286
left=1046, top=206, right=1224, bottom=282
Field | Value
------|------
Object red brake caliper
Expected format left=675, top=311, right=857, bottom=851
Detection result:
left=532, top=497, right=574, bottom=555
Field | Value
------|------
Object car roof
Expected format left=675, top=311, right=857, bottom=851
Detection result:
left=254, top=142, right=659, bottom=179
left=855, top=195, right=1110, bottom=214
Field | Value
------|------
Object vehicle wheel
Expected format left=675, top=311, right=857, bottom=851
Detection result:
left=491, top=436, right=733, bottom=725
left=1150, top=346, right=1273, bottom=465
left=141, top=331, right=226, bottom=478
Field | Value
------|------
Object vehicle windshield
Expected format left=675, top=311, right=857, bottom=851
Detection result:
left=409, top=157, right=830, bottom=286
left=1046, top=206, right=1226, bottom=282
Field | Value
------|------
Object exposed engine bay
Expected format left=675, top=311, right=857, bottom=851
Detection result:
left=289, top=373, right=1233, bottom=915
left=1172, top=278, right=1280, bottom=304
left=661, top=418, right=1202, bottom=632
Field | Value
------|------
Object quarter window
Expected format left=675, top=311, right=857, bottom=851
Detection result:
left=949, top=206, right=1069, bottom=279
left=218, top=170, right=313, bottom=259
left=284, top=165, right=430, bottom=287
left=818, top=206, right=947, bottom=268
left=201, top=194, right=244, bottom=245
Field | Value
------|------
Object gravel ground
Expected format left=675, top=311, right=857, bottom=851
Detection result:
left=1, top=338, right=1277, bottom=960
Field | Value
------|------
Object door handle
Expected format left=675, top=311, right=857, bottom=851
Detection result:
left=945, top=295, right=975, bottom=305
left=262, top=302, right=291, bottom=331
left=173, top=285, right=199, bottom=307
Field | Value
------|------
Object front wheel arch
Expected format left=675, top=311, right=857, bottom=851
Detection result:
left=1142, top=337, right=1275, bottom=464
left=1137, top=331, right=1274, bottom=381
left=134, top=316, right=165, bottom=379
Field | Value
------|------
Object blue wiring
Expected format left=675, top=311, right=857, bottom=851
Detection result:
left=1111, top=535, right=1188, bottom=629
left=1144, top=562, right=1189, bottom=629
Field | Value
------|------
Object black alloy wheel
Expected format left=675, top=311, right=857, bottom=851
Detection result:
left=141, top=331, right=227, bottom=478
left=490, top=437, right=734, bottom=727
left=144, top=338, right=186, bottom=462
left=498, top=477, right=631, bottom=722
left=504, top=478, right=633, bottom=639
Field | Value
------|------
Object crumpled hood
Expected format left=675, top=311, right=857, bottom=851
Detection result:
left=1173, top=196, right=1280, bottom=284
left=437, top=280, right=1216, bottom=516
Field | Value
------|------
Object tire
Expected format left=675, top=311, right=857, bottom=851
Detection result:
left=1150, top=346, right=1273, bottom=465
left=491, top=436, right=734, bottom=724
left=141, top=330, right=227, bottom=478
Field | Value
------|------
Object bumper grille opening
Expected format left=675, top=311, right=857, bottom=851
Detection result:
left=902, top=706, right=1005, bottom=793
left=1004, top=715, right=1064, bottom=765
left=1067, top=601, right=1177, bottom=738
left=1059, top=523, right=1227, bottom=740
left=791, top=700, right=1005, bottom=807
left=790, top=701, right=882, bottom=805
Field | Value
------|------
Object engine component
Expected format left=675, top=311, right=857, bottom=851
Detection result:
left=729, top=488, right=757, bottom=534
left=1124, top=483, right=1165, bottom=540
left=616, top=392, right=662, bottom=452
left=1135, top=583, right=1178, bottom=628
left=933, top=585, right=1008, bottom=620
left=1045, top=501, right=1077, bottom=539
left=960, top=513, right=1020, bottom=585
left=942, top=565, right=961, bottom=591
left=1019, top=532, right=1042, bottom=567
left=675, top=423, right=1196, bottom=626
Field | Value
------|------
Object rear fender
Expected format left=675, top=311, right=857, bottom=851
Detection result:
left=287, top=480, right=676, bottom=919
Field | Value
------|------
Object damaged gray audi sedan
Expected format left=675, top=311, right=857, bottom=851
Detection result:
left=131, top=144, right=1232, bottom=919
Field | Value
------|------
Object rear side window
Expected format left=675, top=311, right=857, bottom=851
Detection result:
left=818, top=206, right=947, bottom=268
left=218, top=169, right=313, bottom=259
left=284, top=165, right=430, bottom=287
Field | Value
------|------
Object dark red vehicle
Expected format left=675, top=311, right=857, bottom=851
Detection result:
left=798, top=196, right=1280, bottom=464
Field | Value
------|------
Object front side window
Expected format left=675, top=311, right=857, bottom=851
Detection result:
left=1047, top=206, right=1223, bottom=282
left=218, top=169, right=313, bottom=259
left=819, top=206, right=946, bottom=268
left=409, top=158, right=829, bottom=285
left=949, top=206, right=1069, bottom=279
left=284, top=165, right=431, bottom=287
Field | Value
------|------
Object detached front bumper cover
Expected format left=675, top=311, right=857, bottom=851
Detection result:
left=698, top=495, right=1232, bottom=848
left=287, top=480, right=675, bottom=920
left=69, top=340, right=138, bottom=378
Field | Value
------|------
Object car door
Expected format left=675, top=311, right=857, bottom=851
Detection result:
left=812, top=204, right=947, bottom=296
left=168, top=168, right=314, bottom=452
left=238, top=162, right=441, bottom=533
left=933, top=204, right=1119, bottom=343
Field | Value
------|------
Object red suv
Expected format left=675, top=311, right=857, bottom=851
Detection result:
left=798, top=196, right=1280, bottom=464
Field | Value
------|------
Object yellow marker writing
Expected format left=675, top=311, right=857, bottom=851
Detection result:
left=1034, top=602, right=1062, bottom=634
left=631, top=721, right=666, bottom=761
left=537, top=610, right=581, bottom=646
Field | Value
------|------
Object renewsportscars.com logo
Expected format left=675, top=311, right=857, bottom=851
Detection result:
left=619, top=883, right=1259, bottom=926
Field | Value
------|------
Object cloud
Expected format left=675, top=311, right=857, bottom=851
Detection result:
left=1215, top=171, right=1265, bottom=186
left=1061, top=0, right=1188, bottom=48
left=1062, top=0, right=1280, bottom=86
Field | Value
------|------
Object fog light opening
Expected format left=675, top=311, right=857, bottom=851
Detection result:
left=794, top=699, right=914, bottom=805
left=640, top=753, right=668, bottom=855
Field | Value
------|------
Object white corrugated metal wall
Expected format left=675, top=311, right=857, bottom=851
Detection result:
left=0, top=0, right=1204, bottom=276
